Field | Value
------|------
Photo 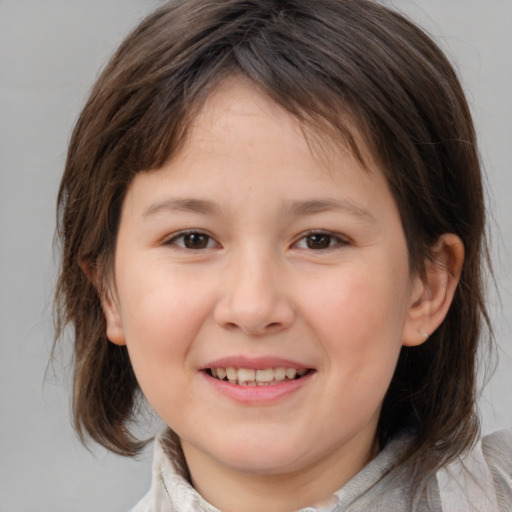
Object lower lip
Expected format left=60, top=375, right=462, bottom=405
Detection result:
left=202, top=371, right=314, bottom=405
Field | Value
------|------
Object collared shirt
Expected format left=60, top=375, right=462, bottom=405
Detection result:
left=130, top=429, right=512, bottom=512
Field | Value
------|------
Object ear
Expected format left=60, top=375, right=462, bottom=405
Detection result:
left=402, top=233, right=464, bottom=347
left=79, top=258, right=127, bottom=346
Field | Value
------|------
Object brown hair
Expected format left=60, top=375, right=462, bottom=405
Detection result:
left=55, top=0, right=491, bottom=482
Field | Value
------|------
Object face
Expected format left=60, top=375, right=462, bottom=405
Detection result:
left=105, top=78, right=425, bottom=482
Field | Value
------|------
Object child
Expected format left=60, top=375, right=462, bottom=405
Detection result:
left=55, top=0, right=512, bottom=510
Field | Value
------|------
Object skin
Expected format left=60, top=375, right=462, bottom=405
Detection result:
left=101, top=77, right=463, bottom=512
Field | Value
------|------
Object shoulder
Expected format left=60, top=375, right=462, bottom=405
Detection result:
left=481, top=428, right=512, bottom=506
left=436, top=429, right=512, bottom=512
left=482, top=428, right=512, bottom=466
left=128, top=492, right=155, bottom=512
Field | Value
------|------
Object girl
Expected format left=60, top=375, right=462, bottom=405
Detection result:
left=55, top=0, right=512, bottom=510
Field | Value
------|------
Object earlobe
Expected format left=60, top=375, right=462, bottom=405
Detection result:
left=402, top=234, right=464, bottom=347
left=79, top=257, right=127, bottom=347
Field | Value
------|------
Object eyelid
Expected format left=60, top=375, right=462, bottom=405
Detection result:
left=163, top=229, right=220, bottom=249
left=292, top=230, right=350, bottom=250
left=160, top=229, right=349, bottom=251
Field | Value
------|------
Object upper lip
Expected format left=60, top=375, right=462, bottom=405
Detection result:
left=200, top=356, right=312, bottom=371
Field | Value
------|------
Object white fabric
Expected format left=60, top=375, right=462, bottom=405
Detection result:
left=130, top=429, right=512, bottom=512
left=437, top=441, right=500, bottom=512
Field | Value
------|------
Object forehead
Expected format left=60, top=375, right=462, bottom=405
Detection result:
left=121, top=77, right=399, bottom=229
left=177, top=76, right=376, bottom=180
left=187, top=77, right=313, bottom=163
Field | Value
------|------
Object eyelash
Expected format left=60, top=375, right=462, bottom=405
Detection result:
left=293, top=231, right=349, bottom=251
left=163, top=230, right=349, bottom=251
left=164, top=230, right=219, bottom=250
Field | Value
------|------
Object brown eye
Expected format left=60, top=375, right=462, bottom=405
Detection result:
left=294, top=231, right=348, bottom=251
left=167, top=231, right=217, bottom=250
left=305, top=233, right=333, bottom=249
left=183, top=233, right=210, bottom=249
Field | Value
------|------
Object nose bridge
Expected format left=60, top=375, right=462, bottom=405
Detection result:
left=233, top=246, right=276, bottom=304
left=214, top=243, right=294, bottom=335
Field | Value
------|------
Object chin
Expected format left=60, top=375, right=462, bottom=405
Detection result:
left=209, top=438, right=312, bottom=475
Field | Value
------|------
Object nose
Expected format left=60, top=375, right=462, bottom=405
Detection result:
left=213, top=250, right=295, bottom=336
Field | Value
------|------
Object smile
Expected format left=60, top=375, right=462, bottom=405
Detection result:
left=206, top=367, right=311, bottom=386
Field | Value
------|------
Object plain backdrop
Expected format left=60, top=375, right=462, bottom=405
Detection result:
left=1, top=1, right=511, bottom=511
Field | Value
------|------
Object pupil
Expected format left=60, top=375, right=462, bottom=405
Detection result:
left=307, top=234, right=331, bottom=249
left=184, top=233, right=208, bottom=249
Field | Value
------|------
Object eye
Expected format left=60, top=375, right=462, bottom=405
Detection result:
left=294, top=231, right=348, bottom=250
left=165, top=231, right=218, bottom=250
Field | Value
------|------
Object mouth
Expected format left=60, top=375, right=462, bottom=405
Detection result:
left=204, top=366, right=313, bottom=386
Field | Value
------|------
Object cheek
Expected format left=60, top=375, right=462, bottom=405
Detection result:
left=115, top=266, right=214, bottom=377
left=301, top=264, right=409, bottom=381
left=307, top=268, right=408, bottom=335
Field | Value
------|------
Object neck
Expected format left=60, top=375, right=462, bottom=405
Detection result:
left=181, top=433, right=379, bottom=512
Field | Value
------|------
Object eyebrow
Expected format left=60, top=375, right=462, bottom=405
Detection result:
left=142, top=197, right=375, bottom=222
left=286, top=198, right=376, bottom=221
left=142, top=198, right=221, bottom=218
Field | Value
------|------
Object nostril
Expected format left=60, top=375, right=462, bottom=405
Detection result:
left=214, top=295, right=295, bottom=334
left=221, top=320, right=283, bottom=334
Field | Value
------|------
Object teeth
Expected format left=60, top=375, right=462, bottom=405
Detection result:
left=210, top=366, right=309, bottom=385
left=274, top=367, right=286, bottom=381
left=238, top=368, right=256, bottom=383
left=286, top=368, right=297, bottom=379
left=226, top=367, right=237, bottom=380
left=255, top=369, right=274, bottom=382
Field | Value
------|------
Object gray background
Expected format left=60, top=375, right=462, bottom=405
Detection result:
left=0, top=1, right=510, bottom=510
